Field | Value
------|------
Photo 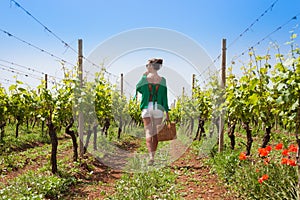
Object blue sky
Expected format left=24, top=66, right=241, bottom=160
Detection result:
left=0, top=0, right=300, bottom=97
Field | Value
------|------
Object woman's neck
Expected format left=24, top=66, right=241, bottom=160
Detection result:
left=147, top=71, right=158, bottom=76
left=147, top=72, right=161, bottom=83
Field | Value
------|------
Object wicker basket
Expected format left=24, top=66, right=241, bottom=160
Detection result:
left=157, top=121, right=177, bottom=141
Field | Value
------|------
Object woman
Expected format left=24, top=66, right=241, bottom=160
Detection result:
left=136, top=58, right=169, bottom=165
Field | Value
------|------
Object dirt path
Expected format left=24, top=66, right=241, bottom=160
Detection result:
left=63, top=160, right=122, bottom=199
left=63, top=147, right=237, bottom=200
left=171, top=148, right=238, bottom=200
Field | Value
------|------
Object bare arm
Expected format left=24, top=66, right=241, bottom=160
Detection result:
left=165, top=112, right=170, bottom=121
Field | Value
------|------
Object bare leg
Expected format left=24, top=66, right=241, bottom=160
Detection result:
left=143, top=117, right=156, bottom=165
left=143, top=117, right=163, bottom=165
left=152, top=118, right=163, bottom=152
left=143, top=117, right=154, bottom=153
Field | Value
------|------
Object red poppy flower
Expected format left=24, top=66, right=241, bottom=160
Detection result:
left=239, top=152, right=247, bottom=160
left=288, top=159, right=297, bottom=166
left=281, top=157, right=288, bottom=165
left=288, top=144, right=298, bottom=153
left=275, top=143, right=283, bottom=150
left=258, top=174, right=269, bottom=184
left=282, top=149, right=289, bottom=156
left=262, top=174, right=269, bottom=180
left=265, top=145, right=272, bottom=152
left=259, top=148, right=269, bottom=157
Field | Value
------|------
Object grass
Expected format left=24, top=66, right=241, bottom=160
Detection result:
left=108, top=168, right=181, bottom=200
left=206, top=127, right=298, bottom=199
left=0, top=137, right=77, bottom=200
left=0, top=123, right=71, bottom=155
left=0, top=168, right=77, bottom=200
left=0, top=134, right=72, bottom=175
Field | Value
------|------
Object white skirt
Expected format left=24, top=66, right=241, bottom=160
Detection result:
left=141, top=102, right=164, bottom=119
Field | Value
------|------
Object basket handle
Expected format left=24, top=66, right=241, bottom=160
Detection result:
left=162, top=119, right=171, bottom=125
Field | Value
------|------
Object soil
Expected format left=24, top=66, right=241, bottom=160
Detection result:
left=0, top=139, right=73, bottom=185
left=1, top=137, right=239, bottom=200
left=171, top=148, right=238, bottom=200
left=62, top=147, right=239, bottom=200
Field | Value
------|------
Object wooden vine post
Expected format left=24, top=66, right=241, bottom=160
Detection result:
left=118, top=73, right=124, bottom=139
left=218, top=38, right=226, bottom=152
left=78, top=39, right=84, bottom=157
left=192, top=73, right=196, bottom=98
left=41, top=74, right=47, bottom=136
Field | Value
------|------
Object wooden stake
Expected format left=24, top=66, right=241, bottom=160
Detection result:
left=192, top=74, right=196, bottom=98
left=78, top=39, right=84, bottom=157
left=218, top=38, right=226, bottom=153
left=45, top=74, right=48, bottom=89
left=121, top=73, right=123, bottom=96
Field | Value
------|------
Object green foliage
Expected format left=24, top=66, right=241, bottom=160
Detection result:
left=0, top=87, right=8, bottom=126
left=209, top=147, right=297, bottom=199
left=111, top=89, right=130, bottom=127
left=109, top=168, right=180, bottom=200
left=0, top=124, right=50, bottom=155
left=168, top=87, right=213, bottom=137
left=193, top=86, right=212, bottom=121
left=0, top=137, right=71, bottom=175
left=170, top=82, right=213, bottom=124
left=128, top=98, right=142, bottom=126
left=208, top=34, right=300, bottom=199
left=226, top=62, right=258, bottom=124
left=38, top=76, right=75, bottom=129
left=208, top=150, right=240, bottom=183
left=234, top=161, right=297, bottom=200
left=7, top=82, right=34, bottom=136
left=271, top=58, right=300, bottom=131
left=94, top=72, right=113, bottom=126
left=0, top=170, right=76, bottom=200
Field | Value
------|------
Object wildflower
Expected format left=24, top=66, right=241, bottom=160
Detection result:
left=288, top=159, right=297, bottom=166
left=275, top=143, right=283, bottom=150
left=258, top=174, right=269, bottom=184
left=288, top=144, right=298, bottom=153
left=259, top=148, right=269, bottom=157
left=281, top=157, right=288, bottom=165
left=239, top=152, right=247, bottom=160
left=262, top=174, right=269, bottom=180
left=282, top=149, right=289, bottom=156
left=265, top=145, right=272, bottom=152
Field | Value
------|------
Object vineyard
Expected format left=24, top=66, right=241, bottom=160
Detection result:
left=0, top=31, right=299, bottom=199
left=1, top=0, right=300, bottom=199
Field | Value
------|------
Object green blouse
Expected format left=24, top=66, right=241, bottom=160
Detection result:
left=136, top=75, right=169, bottom=112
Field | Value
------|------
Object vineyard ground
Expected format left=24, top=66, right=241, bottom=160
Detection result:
left=0, top=133, right=238, bottom=199
left=62, top=147, right=238, bottom=200
left=62, top=141, right=239, bottom=199
left=0, top=136, right=73, bottom=185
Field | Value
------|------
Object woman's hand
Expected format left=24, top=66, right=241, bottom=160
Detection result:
left=143, top=71, right=149, bottom=76
left=165, top=112, right=170, bottom=121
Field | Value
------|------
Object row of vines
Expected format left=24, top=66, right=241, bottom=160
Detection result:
left=0, top=68, right=143, bottom=174
left=179, top=33, right=300, bottom=199
left=177, top=33, right=300, bottom=157
left=0, top=33, right=299, bottom=199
